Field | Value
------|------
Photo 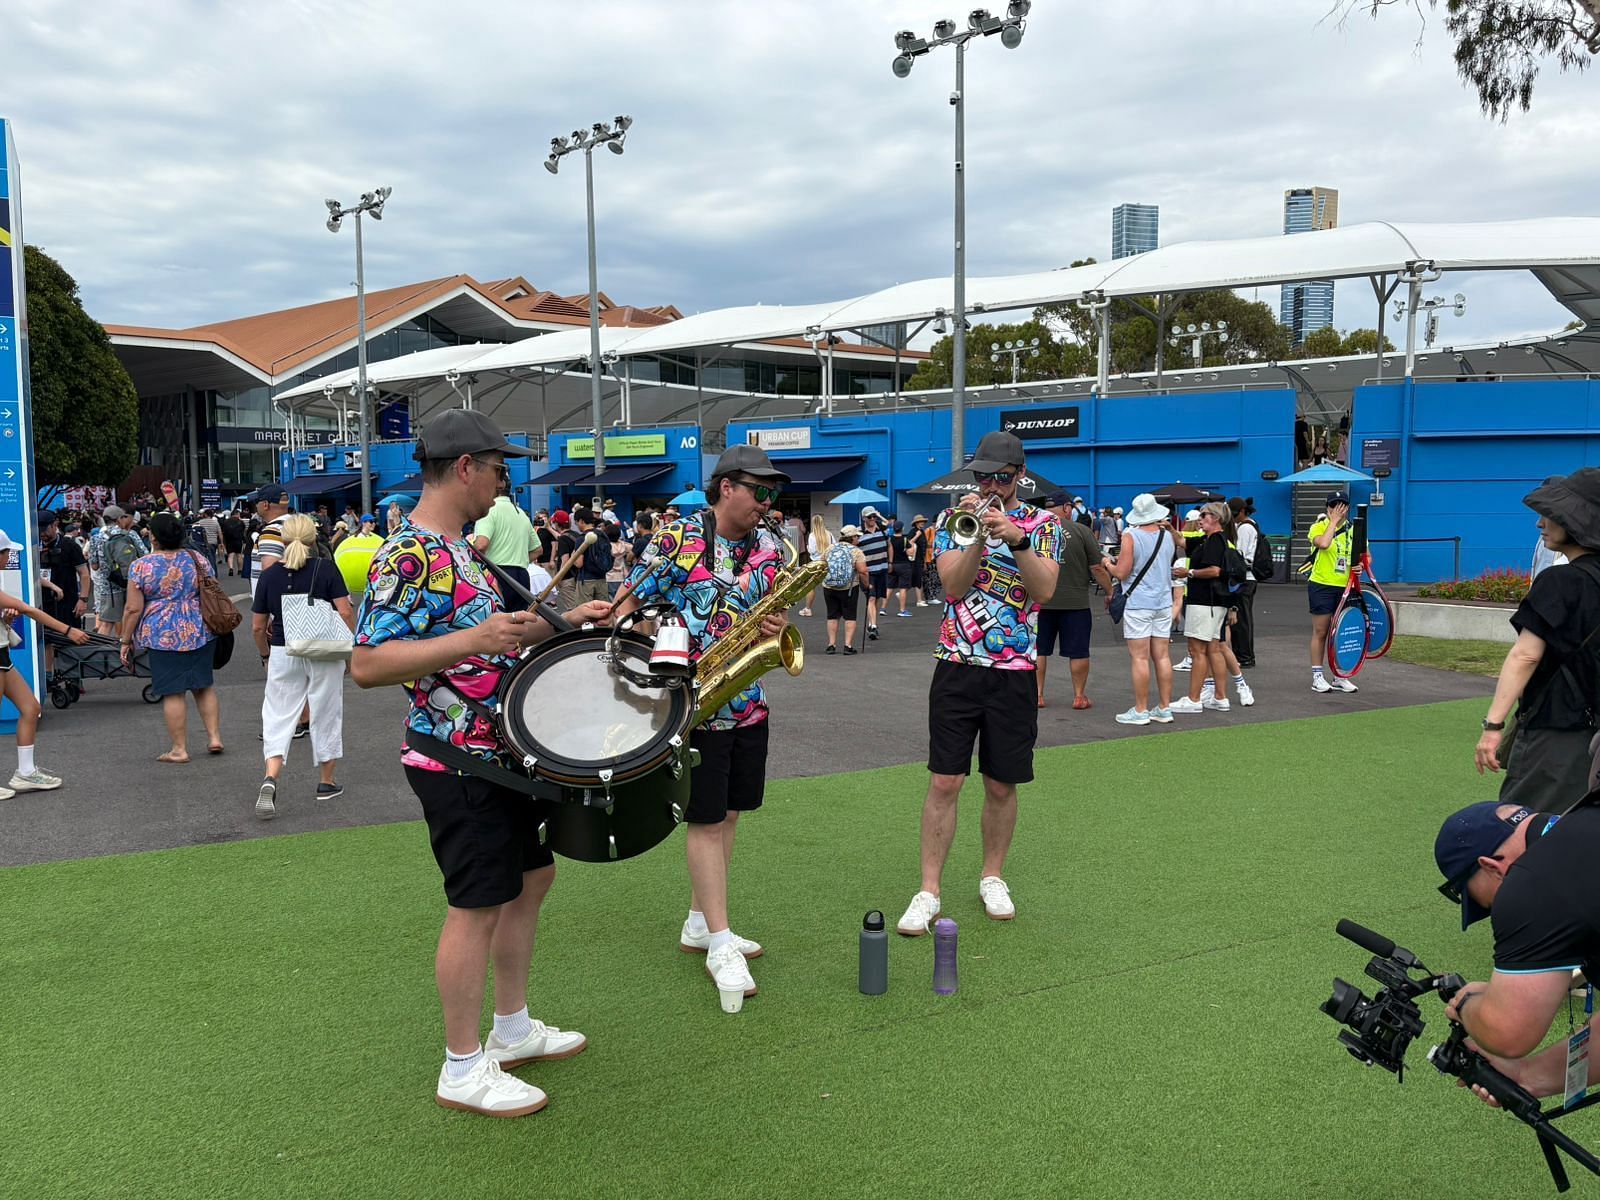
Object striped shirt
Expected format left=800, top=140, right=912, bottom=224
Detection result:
left=858, top=528, right=889, bottom=574
left=251, top=517, right=286, bottom=578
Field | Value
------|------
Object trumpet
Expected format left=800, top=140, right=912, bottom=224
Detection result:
left=944, top=495, right=1000, bottom=547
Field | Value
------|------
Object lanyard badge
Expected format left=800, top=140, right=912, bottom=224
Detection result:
left=1564, top=983, right=1594, bottom=1110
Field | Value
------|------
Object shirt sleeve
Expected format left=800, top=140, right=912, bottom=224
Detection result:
left=355, top=538, right=439, bottom=647
left=1512, top=563, right=1593, bottom=656
left=1032, top=513, right=1066, bottom=563
left=250, top=570, right=272, bottom=615
left=624, top=523, right=689, bottom=602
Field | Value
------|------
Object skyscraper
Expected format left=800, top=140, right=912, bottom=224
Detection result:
left=1111, top=203, right=1159, bottom=260
left=1280, top=187, right=1339, bottom=346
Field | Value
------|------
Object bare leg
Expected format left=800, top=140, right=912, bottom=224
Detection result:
left=1069, top=657, right=1090, bottom=702
left=161, top=693, right=188, bottom=759
left=437, top=905, right=501, bottom=1054
left=826, top=616, right=839, bottom=648
left=844, top=619, right=857, bottom=646
left=687, top=812, right=741, bottom=918
left=1186, top=638, right=1208, bottom=701
left=193, top=686, right=221, bottom=747
left=979, top=776, right=1019, bottom=879
left=919, top=772, right=965, bottom=894
left=1207, top=642, right=1230, bottom=701
left=1151, top=638, right=1174, bottom=708
left=264, top=754, right=285, bottom=781
left=1127, top=637, right=1151, bottom=710
left=490, top=865, right=554, bottom=1016
left=686, top=822, right=730, bottom=931
left=1310, top=613, right=1332, bottom=668
left=1035, top=656, right=1048, bottom=703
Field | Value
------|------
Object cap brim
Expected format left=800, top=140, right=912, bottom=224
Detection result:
left=495, top=441, right=535, bottom=457
left=968, top=459, right=1010, bottom=474
left=739, top=465, right=791, bottom=484
left=1461, top=889, right=1491, bottom=931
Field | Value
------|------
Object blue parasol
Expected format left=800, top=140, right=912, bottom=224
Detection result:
left=668, top=489, right=707, bottom=509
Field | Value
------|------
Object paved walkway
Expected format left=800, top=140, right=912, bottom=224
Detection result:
left=0, top=583, right=1494, bottom=867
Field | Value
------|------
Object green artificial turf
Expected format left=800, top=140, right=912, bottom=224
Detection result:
left=5, top=698, right=1580, bottom=1200
left=1387, top=635, right=1510, bottom=678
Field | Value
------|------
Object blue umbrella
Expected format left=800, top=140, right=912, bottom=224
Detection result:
left=668, top=488, right=707, bottom=509
left=828, top=487, right=890, bottom=506
left=1274, top=463, right=1374, bottom=485
left=377, top=493, right=418, bottom=510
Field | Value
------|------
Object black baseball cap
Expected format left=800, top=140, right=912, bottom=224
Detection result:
left=969, top=430, right=1025, bottom=473
left=413, top=409, right=534, bottom=462
left=254, top=484, right=289, bottom=505
left=1435, top=801, right=1537, bottom=929
left=709, top=443, right=791, bottom=484
left=1327, top=490, right=1350, bottom=507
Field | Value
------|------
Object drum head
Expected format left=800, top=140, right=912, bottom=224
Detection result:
left=500, top=629, right=691, bottom=785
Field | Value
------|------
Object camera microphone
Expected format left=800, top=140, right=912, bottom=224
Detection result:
left=1335, top=919, right=1395, bottom=958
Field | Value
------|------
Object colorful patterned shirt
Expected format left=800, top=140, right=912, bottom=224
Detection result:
left=129, top=551, right=214, bottom=651
left=354, top=519, right=512, bottom=771
left=623, top=512, right=785, bottom=730
left=931, top=502, right=1066, bottom=670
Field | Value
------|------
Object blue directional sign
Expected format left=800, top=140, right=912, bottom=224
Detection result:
left=0, top=118, right=42, bottom=727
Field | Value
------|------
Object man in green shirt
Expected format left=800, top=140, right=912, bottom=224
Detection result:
left=470, top=483, right=539, bottom=594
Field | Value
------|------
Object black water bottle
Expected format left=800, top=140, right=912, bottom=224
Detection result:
left=859, top=910, right=888, bottom=995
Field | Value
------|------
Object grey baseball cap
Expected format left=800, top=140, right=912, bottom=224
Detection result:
left=709, top=443, right=791, bottom=484
left=413, top=409, right=534, bottom=461
left=968, top=430, right=1026, bottom=473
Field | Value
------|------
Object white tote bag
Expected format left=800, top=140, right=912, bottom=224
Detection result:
left=281, top=560, right=354, bottom=661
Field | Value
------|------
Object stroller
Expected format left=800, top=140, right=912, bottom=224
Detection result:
left=43, top=628, right=161, bottom=708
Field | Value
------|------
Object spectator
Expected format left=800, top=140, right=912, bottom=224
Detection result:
left=386, top=500, right=405, bottom=536
left=531, top=509, right=556, bottom=569
left=1036, top=493, right=1114, bottom=709
left=251, top=514, right=355, bottom=819
left=1306, top=491, right=1359, bottom=694
left=1228, top=496, right=1261, bottom=668
left=342, top=503, right=360, bottom=531
left=196, top=509, right=223, bottom=569
left=36, top=510, right=89, bottom=674
left=563, top=510, right=613, bottom=607
left=119, top=511, right=223, bottom=763
left=801, top=514, right=829, bottom=617
left=220, top=507, right=247, bottom=576
left=471, top=479, right=540, bottom=595
left=1532, top=527, right=1569, bottom=581
left=907, top=514, right=932, bottom=608
left=1169, top=502, right=1234, bottom=715
left=250, top=484, right=292, bottom=596
left=1108, top=494, right=1181, bottom=725
left=857, top=508, right=890, bottom=639
left=821, top=524, right=869, bottom=655
left=1476, top=468, right=1600, bottom=809
left=601, top=497, right=622, bottom=526
left=93, top=505, right=144, bottom=639
left=888, top=519, right=915, bottom=618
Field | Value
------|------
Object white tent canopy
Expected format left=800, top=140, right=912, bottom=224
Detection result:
left=279, top=216, right=1600, bottom=402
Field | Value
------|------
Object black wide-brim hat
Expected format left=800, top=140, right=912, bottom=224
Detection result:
left=1525, top=468, right=1600, bottom=552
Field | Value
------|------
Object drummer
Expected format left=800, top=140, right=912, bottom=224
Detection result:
left=613, top=444, right=791, bottom=1010
left=350, top=409, right=612, bottom=1119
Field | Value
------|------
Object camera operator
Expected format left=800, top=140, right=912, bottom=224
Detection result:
left=1434, top=797, right=1600, bottom=1097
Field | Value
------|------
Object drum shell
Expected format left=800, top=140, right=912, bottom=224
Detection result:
left=537, top=748, right=692, bottom=863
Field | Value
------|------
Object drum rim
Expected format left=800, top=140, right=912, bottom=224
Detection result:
left=498, top=628, right=692, bottom=785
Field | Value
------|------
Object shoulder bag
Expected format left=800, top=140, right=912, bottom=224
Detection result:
left=1108, top=530, right=1166, bottom=626
left=280, top=559, right=353, bottom=660
left=186, top=550, right=242, bottom=636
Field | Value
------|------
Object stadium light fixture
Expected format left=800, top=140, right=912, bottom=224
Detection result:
left=323, top=185, right=394, bottom=515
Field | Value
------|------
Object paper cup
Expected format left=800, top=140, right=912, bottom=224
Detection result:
left=718, top=987, right=745, bottom=1014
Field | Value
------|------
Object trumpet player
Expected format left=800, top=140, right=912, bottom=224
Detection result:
left=898, top=431, right=1065, bottom=935
left=615, top=445, right=792, bottom=1007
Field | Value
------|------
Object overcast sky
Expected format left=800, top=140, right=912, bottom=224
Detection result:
left=3, top=0, right=1595, bottom=346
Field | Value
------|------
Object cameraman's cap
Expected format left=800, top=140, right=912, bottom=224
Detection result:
left=968, top=430, right=1025, bottom=473
left=1434, top=801, right=1535, bottom=930
left=413, top=409, right=534, bottom=461
left=709, top=443, right=790, bottom=485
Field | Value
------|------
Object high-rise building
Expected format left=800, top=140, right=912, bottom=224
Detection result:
left=859, top=322, right=907, bottom=351
left=1280, top=187, right=1339, bottom=345
left=1111, top=203, right=1159, bottom=259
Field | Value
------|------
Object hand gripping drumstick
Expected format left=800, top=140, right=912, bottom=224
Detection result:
left=531, top=531, right=596, bottom=607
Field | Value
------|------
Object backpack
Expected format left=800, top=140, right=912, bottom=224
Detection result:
left=586, top=535, right=614, bottom=576
left=106, top=530, right=140, bottom=588
left=1246, top=522, right=1275, bottom=581
left=823, top=542, right=856, bottom=589
left=1220, top=541, right=1250, bottom=594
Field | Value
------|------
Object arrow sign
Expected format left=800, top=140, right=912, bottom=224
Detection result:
left=1, top=409, right=12, bottom=419
left=5, top=469, right=14, bottom=480
left=0, top=323, right=8, bottom=335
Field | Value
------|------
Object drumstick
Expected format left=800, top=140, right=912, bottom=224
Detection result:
left=531, top=531, right=596, bottom=607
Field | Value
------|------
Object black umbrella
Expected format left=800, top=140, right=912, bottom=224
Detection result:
left=910, top=465, right=1061, bottom=501
left=1149, top=483, right=1225, bottom=506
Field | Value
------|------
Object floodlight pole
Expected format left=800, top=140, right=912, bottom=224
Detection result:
left=353, top=210, right=372, bottom=516
left=951, top=37, right=967, bottom=470
left=583, top=145, right=605, bottom=497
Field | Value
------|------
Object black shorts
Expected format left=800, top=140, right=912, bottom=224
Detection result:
left=927, top=659, right=1038, bottom=784
left=43, top=596, right=74, bottom=627
left=1037, top=608, right=1092, bottom=658
left=1308, top=582, right=1345, bottom=616
left=824, top=587, right=859, bottom=620
left=889, top=562, right=914, bottom=589
left=911, top=561, right=926, bottom=588
left=867, top=573, right=888, bottom=600
left=405, top=765, right=555, bottom=909
left=688, top=720, right=769, bottom=824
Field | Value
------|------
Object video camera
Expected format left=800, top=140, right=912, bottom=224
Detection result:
left=1322, top=919, right=1600, bottom=1193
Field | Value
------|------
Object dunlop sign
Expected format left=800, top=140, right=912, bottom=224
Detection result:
left=999, top=407, right=1080, bottom=440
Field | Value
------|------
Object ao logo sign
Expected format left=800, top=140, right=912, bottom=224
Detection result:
left=679, top=435, right=698, bottom=450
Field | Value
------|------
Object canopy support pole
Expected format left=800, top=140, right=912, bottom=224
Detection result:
left=1369, top=274, right=1400, bottom=382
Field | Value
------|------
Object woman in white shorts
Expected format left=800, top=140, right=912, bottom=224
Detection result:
left=1107, top=494, right=1180, bottom=725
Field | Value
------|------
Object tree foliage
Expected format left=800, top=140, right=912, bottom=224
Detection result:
left=1336, top=0, right=1598, bottom=119
left=22, top=245, right=139, bottom=485
left=1292, top=326, right=1398, bottom=357
left=906, top=318, right=1064, bottom=390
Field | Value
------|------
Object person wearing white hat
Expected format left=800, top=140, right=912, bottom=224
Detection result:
left=1105, top=495, right=1181, bottom=725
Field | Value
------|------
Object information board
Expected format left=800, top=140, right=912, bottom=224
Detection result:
left=0, top=119, right=42, bottom=725
left=566, top=433, right=668, bottom=460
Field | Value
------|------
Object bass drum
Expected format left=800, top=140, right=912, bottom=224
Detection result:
left=537, top=746, right=693, bottom=863
left=498, top=627, right=692, bottom=787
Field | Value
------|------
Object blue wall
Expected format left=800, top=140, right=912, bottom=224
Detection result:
left=540, top=424, right=703, bottom=521
left=1352, top=379, right=1600, bottom=582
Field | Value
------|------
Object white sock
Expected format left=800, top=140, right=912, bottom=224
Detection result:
left=493, top=1006, right=533, bottom=1044
left=444, top=1044, right=484, bottom=1080
left=685, top=908, right=708, bottom=935
left=707, top=928, right=734, bottom=953
left=16, top=745, right=33, bottom=775
left=1312, top=666, right=1325, bottom=679
left=1230, top=674, right=1244, bottom=687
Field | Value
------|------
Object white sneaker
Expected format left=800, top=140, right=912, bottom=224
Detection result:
left=705, top=941, right=758, bottom=997
left=484, top=1020, right=588, bottom=1069
left=897, top=890, right=942, bottom=936
left=1114, top=707, right=1151, bottom=725
left=1149, top=707, right=1174, bottom=723
left=1174, top=656, right=1192, bottom=672
left=979, top=875, right=1015, bottom=921
left=1199, top=678, right=1215, bottom=702
left=0, top=784, right=15, bottom=800
left=436, top=1056, right=548, bottom=1117
left=679, top=921, right=764, bottom=958
left=1236, top=680, right=1255, bottom=707
left=1329, top=676, right=1359, bottom=692
left=916, top=600, right=930, bottom=607
left=1311, top=674, right=1333, bottom=693
left=8, top=768, right=61, bottom=792
left=1167, top=697, right=1205, bottom=714
left=1202, top=697, right=1231, bottom=711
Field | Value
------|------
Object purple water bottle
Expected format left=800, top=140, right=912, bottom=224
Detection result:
left=933, top=918, right=958, bottom=995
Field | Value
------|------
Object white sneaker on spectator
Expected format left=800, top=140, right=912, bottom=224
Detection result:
left=1167, top=697, right=1205, bottom=714
left=8, top=768, right=61, bottom=792
left=897, top=890, right=942, bottom=936
left=1149, top=706, right=1174, bottom=723
left=705, top=941, right=758, bottom=997
left=0, top=783, right=17, bottom=800
left=1236, top=680, right=1255, bottom=707
left=1114, top=707, right=1151, bottom=725
left=484, top=1020, right=588, bottom=1069
left=1199, top=678, right=1215, bottom=702
left=1311, top=675, right=1333, bottom=693
left=1330, top=676, right=1359, bottom=692
left=436, top=1057, right=548, bottom=1118
left=979, top=875, right=1016, bottom=920
left=1174, top=656, right=1193, bottom=672
left=1202, top=697, right=1231, bottom=711
left=679, top=922, right=764, bottom=958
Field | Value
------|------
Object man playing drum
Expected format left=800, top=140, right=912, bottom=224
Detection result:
left=613, top=444, right=791, bottom=1009
left=351, top=410, right=611, bottom=1119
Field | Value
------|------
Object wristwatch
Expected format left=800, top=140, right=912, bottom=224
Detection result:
left=1482, top=718, right=1505, bottom=731
left=1010, top=532, right=1032, bottom=553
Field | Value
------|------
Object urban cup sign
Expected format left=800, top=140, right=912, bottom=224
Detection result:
left=1000, top=406, right=1080, bottom=440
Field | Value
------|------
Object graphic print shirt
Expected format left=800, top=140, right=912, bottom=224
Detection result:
left=623, top=513, right=785, bottom=731
left=932, top=502, right=1065, bottom=670
left=354, top=519, right=512, bottom=771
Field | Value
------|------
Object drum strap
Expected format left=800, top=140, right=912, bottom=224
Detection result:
left=403, top=727, right=559, bottom=799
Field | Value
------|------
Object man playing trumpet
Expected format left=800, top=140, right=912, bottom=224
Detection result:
left=898, top=430, right=1064, bottom=935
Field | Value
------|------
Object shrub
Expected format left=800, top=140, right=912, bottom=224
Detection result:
left=1416, top=567, right=1531, bottom=603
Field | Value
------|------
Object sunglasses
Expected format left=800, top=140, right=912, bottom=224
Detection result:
left=731, top=478, right=782, bottom=505
left=471, top=457, right=511, bottom=483
left=972, top=471, right=1016, bottom=485
left=1436, top=876, right=1469, bottom=906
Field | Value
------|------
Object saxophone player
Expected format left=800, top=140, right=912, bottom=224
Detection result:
left=614, top=445, right=792, bottom=1007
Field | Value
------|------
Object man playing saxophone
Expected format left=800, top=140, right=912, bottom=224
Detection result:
left=614, top=445, right=793, bottom=1007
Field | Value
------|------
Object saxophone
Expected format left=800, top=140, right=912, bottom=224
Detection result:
left=693, top=515, right=829, bottom=723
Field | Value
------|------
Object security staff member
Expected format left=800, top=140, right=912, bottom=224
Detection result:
left=1434, top=796, right=1600, bottom=1098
